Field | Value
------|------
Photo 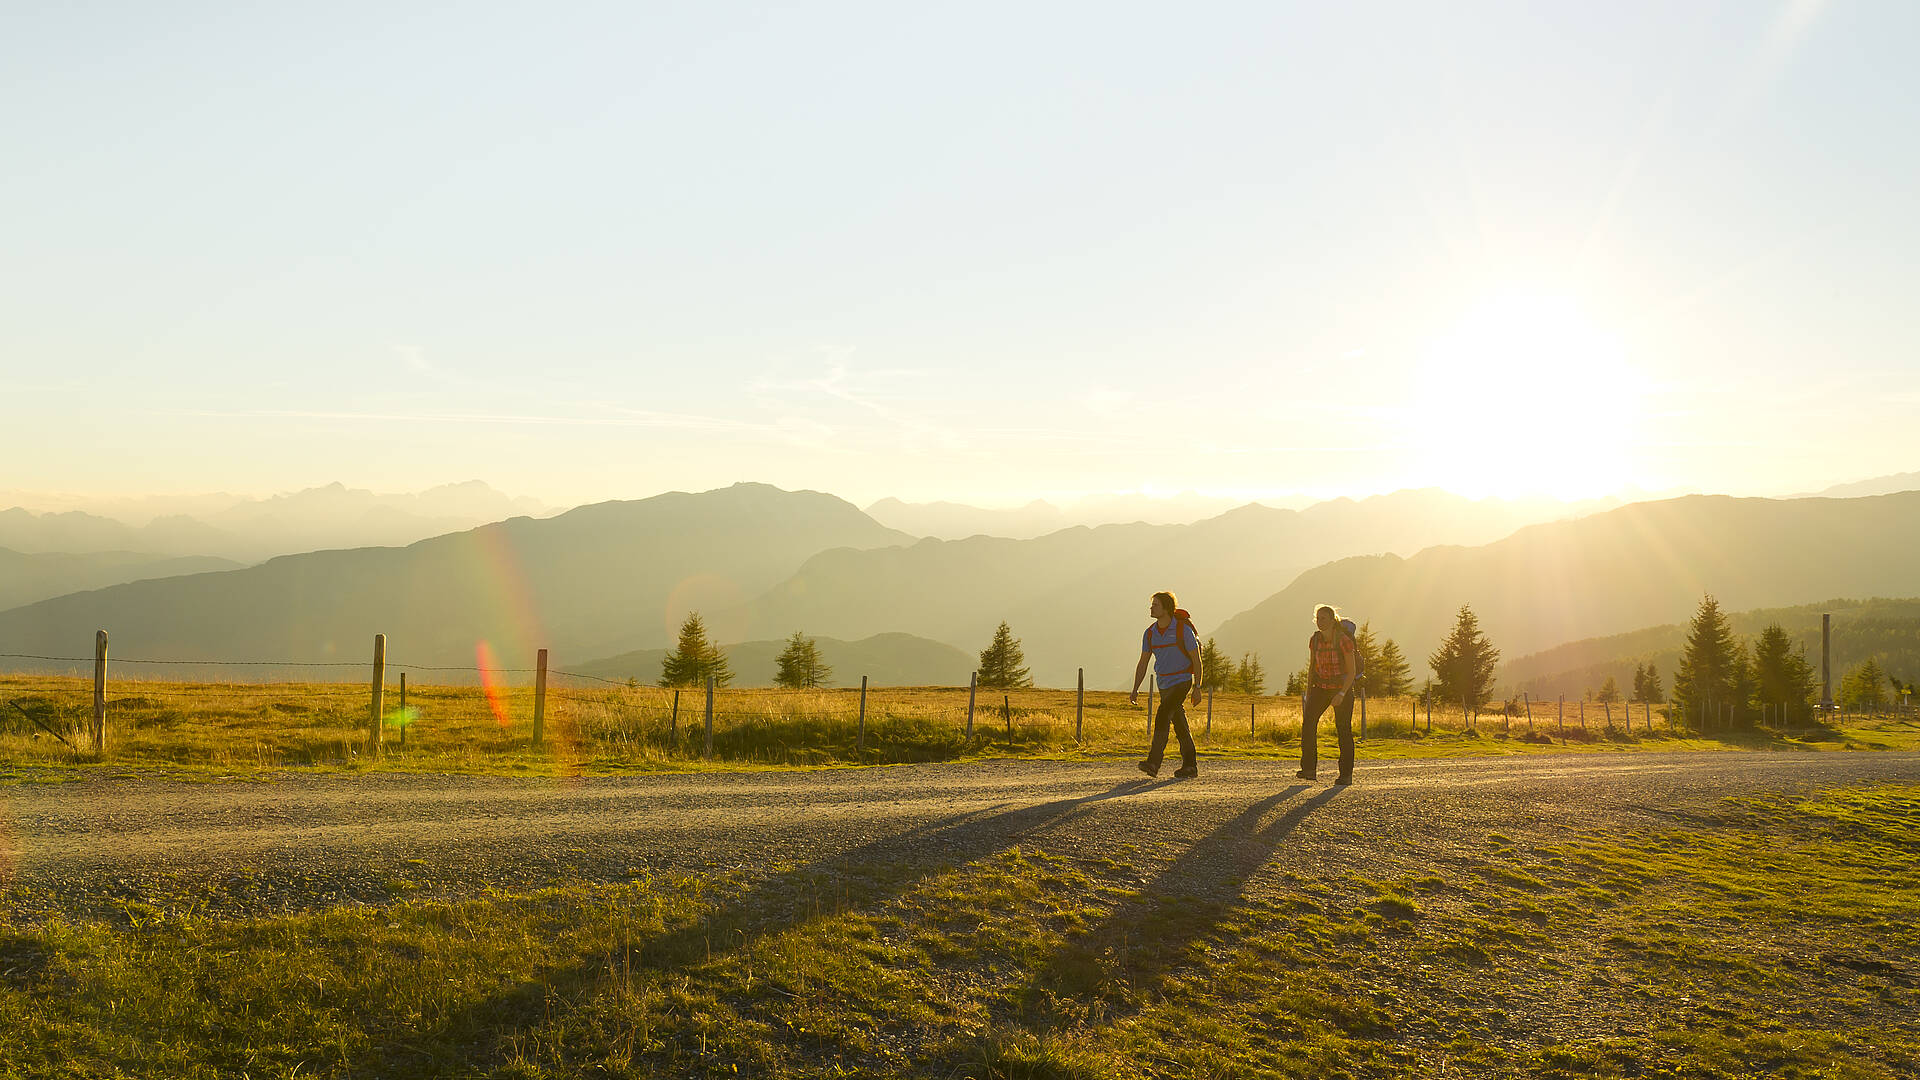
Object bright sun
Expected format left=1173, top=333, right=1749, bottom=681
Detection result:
left=1413, top=289, right=1643, bottom=500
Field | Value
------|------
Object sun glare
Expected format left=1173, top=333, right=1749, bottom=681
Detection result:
left=1413, top=289, right=1643, bottom=500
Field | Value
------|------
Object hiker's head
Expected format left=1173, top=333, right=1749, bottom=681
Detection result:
left=1151, top=592, right=1177, bottom=621
left=1315, top=605, right=1339, bottom=633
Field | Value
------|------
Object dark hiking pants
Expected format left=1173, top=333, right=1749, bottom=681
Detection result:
left=1301, top=685, right=1355, bottom=779
left=1146, top=680, right=1197, bottom=772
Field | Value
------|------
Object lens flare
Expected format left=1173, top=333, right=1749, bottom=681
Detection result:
left=476, top=641, right=512, bottom=727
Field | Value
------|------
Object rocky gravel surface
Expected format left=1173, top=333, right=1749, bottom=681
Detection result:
left=3, top=751, right=1916, bottom=922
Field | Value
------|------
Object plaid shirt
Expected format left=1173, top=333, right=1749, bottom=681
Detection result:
left=1309, top=631, right=1355, bottom=690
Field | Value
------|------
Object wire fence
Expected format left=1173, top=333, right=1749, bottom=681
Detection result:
left=3, top=636, right=1902, bottom=768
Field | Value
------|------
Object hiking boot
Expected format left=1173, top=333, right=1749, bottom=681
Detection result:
left=1138, top=760, right=1160, bottom=777
left=1334, top=774, right=1354, bottom=786
left=1173, top=765, right=1198, bottom=779
left=1295, top=769, right=1317, bottom=781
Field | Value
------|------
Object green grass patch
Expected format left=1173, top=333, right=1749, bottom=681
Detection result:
left=3, top=784, right=1918, bottom=1076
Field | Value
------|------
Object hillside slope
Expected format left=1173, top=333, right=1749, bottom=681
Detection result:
left=1213, top=493, right=1920, bottom=676
left=0, top=484, right=910, bottom=673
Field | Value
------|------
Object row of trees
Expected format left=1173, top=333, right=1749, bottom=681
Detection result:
left=660, top=613, right=832, bottom=690
left=662, top=604, right=1909, bottom=716
left=1675, top=595, right=1908, bottom=721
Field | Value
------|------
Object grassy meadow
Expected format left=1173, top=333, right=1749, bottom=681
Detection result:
left=1, top=781, right=1914, bottom=1077
left=2, top=674, right=1915, bottom=776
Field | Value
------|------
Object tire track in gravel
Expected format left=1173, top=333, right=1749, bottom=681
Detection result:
left=3, top=751, right=1916, bottom=920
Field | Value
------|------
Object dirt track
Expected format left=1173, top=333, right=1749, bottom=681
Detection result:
left=4, top=751, right=1917, bottom=920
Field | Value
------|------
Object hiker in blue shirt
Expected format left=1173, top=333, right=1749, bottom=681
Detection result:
left=1130, top=590, right=1201, bottom=778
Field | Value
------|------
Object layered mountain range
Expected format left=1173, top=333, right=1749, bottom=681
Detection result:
left=3, top=479, right=1916, bottom=691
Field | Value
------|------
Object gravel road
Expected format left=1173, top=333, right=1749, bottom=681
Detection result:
left=4, top=751, right=1917, bottom=921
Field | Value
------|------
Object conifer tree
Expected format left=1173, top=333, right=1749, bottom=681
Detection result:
left=1284, top=667, right=1308, bottom=696
left=1372, top=638, right=1415, bottom=696
left=1234, top=652, right=1267, bottom=695
left=1632, top=663, right=1648, bottom=703
left=1200, top=638, right=1233, bottom=692
left=977, top=622, right=1033, bottom=689
left=773, top=631, right=833, bottom=689
left=1354, top=623, right=1384, bottom=693
left=1839, top=658, right=1890, bottom=709
left=660, top=611, right=733, bottom=688
left=1673, top=595, right=1738, bottom=720
left=1596, top=675, right=1620, bottom=704
left=1428, top=604, right=1500, bottom=708
left=1643, top=662, right=1664, bottom=703
left=1750, top=623, right=1816, bottom=718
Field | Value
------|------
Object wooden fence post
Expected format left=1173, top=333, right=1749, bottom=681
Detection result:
left=1147, top=683, right=1154, bottom=730
left=1004, top=694, right=1012, bottom=739
left=532, top=648, right=548, bottom=748
left=966, top=671, right=977, bottom=738
left=399, top=672, right=408, bottom=749
left=1464, top=693, right=1472, bottom=732
left=399, top=672, right=407, bottom=712
left=1523, top=693, right=1533, bottom=734
left=1579, top=699, right=1586, bottom=731
left=1358, top=686, right=1368, bottom=739
left=1075, top=668, right=1084, bottom=742
left=1424, top=690, right=1432, bottom=733
left=1603, top=699, right=1612, bottom=734
left=92, top=629, right=107, bottom=754
left=1206, top=688, right=1213, bottom=735
left=704, top=676, right=714, bottom=759
left=1250, top=697, right=1256, bottom=736
left=369, top=634, right=385, bottom=760
left=857, top=675, right=868, bottom=754
left=670, top=689, right=679, bottom=740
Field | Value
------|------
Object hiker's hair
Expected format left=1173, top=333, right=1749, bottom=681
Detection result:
left=1315, top=604, right=1339, bottom=623
left=1153, top=591, right=1177, bottom=616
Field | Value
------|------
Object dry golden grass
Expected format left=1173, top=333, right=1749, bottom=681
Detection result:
left=2, top=673, right=1905, bottom=775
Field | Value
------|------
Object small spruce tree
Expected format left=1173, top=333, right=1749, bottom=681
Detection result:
left=1750, top=623, right=1815, bottom=719
left=1234, top=653, right=1267, bottom=696
left=977, top=622, right=1033, bottom=689
left=1428, top=604, right=1500, bottom=709
left=1283, top=667, right=1308, bottom=696
left=1673, top=595, right=1737, bottom=720
left=1839, top=658, right=1890, bottom=709
left=1372, top=638, right=1415, bottom=696
left=1200, top=637, right=1233, bottom=692
left=1596, top=675, right=1621, bottom=704
left=660, top=611, right=733, bottom=688
left=773, top=631, right=833, bottom=689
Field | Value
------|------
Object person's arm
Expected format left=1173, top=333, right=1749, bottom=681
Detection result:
left=1337, top=638, right=1358, bottom=700
left=1130, top=651, right=1151, bottom=704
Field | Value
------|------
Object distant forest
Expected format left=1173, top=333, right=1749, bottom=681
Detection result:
left=1504, top=598, right=1920, bottom=701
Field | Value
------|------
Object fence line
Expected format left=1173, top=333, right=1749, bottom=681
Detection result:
left=15, top=628, right=1899, bottom=762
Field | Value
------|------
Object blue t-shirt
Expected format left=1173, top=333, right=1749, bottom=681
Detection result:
left=1142, top=619, right=1200, bottom=690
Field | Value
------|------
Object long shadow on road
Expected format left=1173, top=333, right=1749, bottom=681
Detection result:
left=995, top=784, right=1344, bottom=1028
left=359, top=775, right=1178, bottom=1074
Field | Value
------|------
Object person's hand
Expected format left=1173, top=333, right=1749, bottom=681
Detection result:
left=1128, top=691, right=1138, bottom=705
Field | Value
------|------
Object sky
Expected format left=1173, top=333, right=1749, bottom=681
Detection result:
left=3, top=1, right=1916, bottom=509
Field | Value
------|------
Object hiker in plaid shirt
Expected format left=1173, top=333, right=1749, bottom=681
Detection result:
left=1298, top=604, right=1359, bottom=785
